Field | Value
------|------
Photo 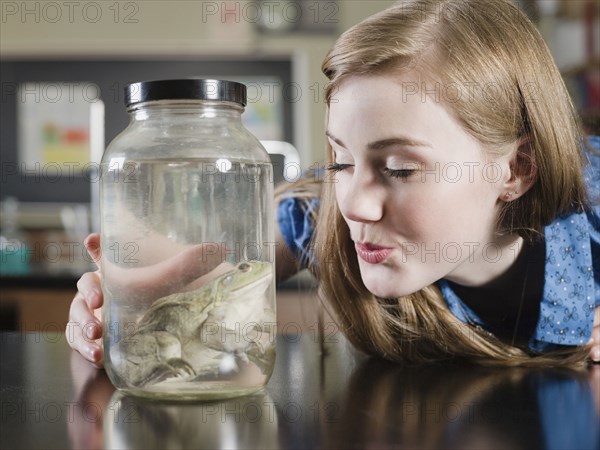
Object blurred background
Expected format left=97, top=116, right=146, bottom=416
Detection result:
left=1, top=0, right=598, bottom=331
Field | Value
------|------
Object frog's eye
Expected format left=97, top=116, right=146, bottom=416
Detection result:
left=238, top=262, right=252, bottom=272
left=222, top=274, right=234, bottom=286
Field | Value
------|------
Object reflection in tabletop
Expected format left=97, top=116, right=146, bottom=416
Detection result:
left=325, top=360, right=600, bottom=450
left=105, top=390, right=279, bottom=449
left=0, top=332, right=598, bottom=449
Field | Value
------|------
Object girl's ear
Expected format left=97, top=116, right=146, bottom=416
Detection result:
left=500, top=137, right=537, bottom=202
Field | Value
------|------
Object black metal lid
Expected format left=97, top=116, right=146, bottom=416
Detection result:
left=124, top=79, right=247, bottom=107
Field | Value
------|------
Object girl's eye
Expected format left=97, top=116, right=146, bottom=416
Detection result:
left=326, top=162, right=352, bottom=173
left=326, top=163, right=417, bottom=179
left=383, top=168, right=416, bottom=179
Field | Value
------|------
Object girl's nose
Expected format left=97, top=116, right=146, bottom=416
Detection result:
left=338, top=171, right=384, bottom=223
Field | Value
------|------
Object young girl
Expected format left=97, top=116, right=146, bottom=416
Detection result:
left=68, top=0, right=600, bottom=366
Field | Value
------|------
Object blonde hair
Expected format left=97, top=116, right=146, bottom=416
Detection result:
left=283, top=0, right=593, bottom=365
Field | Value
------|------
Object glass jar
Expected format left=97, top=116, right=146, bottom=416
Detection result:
left=100, top=79, right=276, bottom=400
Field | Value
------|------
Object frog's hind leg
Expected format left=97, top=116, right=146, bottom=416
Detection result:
left=139, top=358, right=196, bottom=386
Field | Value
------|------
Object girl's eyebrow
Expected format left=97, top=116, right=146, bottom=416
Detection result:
left=325, top=130, right=432, bottom=150
left=325, top=131, right=347, bottom=148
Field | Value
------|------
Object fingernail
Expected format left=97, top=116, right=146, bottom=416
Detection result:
left=83, top=288, right=95, bottom=302
left=593, top=348, right=600, bottom=362
left=87, top=345, right=99, bottom=361
left=85, top=325, right=97, bottom=340
left=85, top=289, right=101, bottom=305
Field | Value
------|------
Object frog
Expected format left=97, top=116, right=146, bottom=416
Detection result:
left=113, top=260, right=273, bottom=387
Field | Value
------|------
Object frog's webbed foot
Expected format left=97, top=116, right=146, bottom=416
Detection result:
left=167, top=358, right=196, bottom=376
left=139, top=358, right=196, bottom=386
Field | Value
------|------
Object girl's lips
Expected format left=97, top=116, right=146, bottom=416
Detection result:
left=355, top=242, right=395, bottom=264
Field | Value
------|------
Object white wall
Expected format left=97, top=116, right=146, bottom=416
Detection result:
left=2, top=1, right=595, bottom=163
left=1, top=0, right=395, bottom=165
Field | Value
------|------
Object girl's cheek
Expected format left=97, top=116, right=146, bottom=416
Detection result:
left=334, top=178, right=351, bottom=205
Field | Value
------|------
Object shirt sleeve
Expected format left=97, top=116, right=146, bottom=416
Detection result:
left=277, top=196, right=320, bottom=270
left=584, top=136, right=600, bottom=309
left=528, top=135, right=600, bottom=352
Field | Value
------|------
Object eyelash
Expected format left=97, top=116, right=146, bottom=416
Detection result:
left=385, top=168, right=416, bottom=179
left=326, top=163, right=416, bottom=179
left=326, top=162, right=351, bottom=173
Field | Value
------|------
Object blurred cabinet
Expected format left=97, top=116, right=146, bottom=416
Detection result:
left=0, top=230, right=85, bottom=331
left=0, top=285, right=76, bottom=332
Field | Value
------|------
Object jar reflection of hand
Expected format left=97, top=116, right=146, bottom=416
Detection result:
left=67, top=348, right=115, bottom=449
left=66, top=233, right=231, bottom=368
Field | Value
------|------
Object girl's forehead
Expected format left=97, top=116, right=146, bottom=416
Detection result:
left=327, top=73, right=488, bottom=160
left=329, top=75, right=458, bottom=134
left=332, top=70, right=435, bottom=98
left=329, top=73, right=459, bottom=128
left=331, top=73, right=404, bottom=101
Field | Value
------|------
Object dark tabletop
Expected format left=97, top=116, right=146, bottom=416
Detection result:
left=1, top=331, right=599, bottom=450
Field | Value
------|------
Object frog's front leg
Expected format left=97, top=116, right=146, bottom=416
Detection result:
left=120, top=331, right=186, bottom=386
left=139, top=358, right=196, bottom=386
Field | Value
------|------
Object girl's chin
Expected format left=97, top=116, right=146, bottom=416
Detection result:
left=361, top=277, right=418, bottom=299
left=359, top=261, right=421, bottom=298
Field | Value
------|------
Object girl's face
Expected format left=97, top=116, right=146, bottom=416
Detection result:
left=327, top=73, right=517, bottom=298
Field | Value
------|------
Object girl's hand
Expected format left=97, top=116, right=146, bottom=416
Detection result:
left=65, top=233, right=228, bottom=368
left=590, top=306, right=600, bottom=363
left=66, top=234, right=104, bottom=368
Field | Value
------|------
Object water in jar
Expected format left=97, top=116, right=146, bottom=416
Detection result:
left=100, top=158, right=276, bottom=400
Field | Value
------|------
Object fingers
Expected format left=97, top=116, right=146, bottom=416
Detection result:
left=157, top=242, right=228, bottom=287
left=76, top=272, right=103, bottom=310
left=66, top=271, right=104, bottom=368
left=110, top=242, right=228, bottom=300
left=69, top=293, right=102, bottom=339
left=72, top=238, right=103, bottom=367
left=66, top=306, right=104, bottom=368
left=84, top=233, right=101, bottom=267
